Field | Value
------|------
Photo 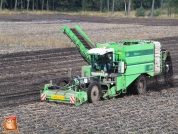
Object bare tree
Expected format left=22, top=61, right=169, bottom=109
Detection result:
left=100, top=0, right=102, bottom=12
left=124, top=0, right=127, bottom=14
left=127, top=0, right=132, bottom=17
left=0, top=0, right=3, bottom=11
left=27, top=0, right=29, bottom=11
left=112, top=0, right=115, bottom=14
left=36, top=0, right=38, bottom=10
left=82, top=0, right=84, bottom=11
left=150, top=0, right=155, bottom=18
left=21, top=0, right=23, bottom=10
left=10, top=0, right=12, bottom=9
left=53, top=0, right=54, bottom=11
left=161, top=0, right=164, bottom=9
left=32, top=0, right=34, bottom=11
left=15, top=0, right=18, bottom=10
left=107, top=0, right=109, bottom=12
left=41, top=0, right=44, bottom=11
left=167, top=0, right=172, bottom=17
left=47, top=0, right=49, bottom=11
left=23, top=0, right=25, bottom=9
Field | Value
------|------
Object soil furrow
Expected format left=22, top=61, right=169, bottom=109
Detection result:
left=0, top=58, right=85, bottom=76
left=0, top=49, right=78, bottom=63
left=0, top=66, right=82, bottom=90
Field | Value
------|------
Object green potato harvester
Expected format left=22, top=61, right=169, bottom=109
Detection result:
left=40, top=24, right=174, bottom=106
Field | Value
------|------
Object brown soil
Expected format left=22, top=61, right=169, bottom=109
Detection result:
left=0, top=14, right=178, bottom=134
left=0, top=13, right=178, bottom=26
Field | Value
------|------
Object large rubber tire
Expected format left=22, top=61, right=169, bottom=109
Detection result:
left=56, top=77, right=71, bottom=87
left=164, top=55, right=174, bottom=87
left=87, top=81, right=101, bottom=103
left=135, top=75, right=147, bottom=95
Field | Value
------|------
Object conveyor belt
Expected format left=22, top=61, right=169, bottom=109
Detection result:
left=71, top=28, right=92, bottom=49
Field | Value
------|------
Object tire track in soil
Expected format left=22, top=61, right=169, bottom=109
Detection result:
left=0, top=58, right=84, bottom=79
left=0, top=47, right=87, bottom=108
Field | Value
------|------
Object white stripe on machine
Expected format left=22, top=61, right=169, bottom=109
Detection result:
left=70, top=96, right=75, bottom=104
left=41, top=93, right=46, bottom=100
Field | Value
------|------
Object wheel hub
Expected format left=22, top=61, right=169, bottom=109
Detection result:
left=91, top=86, right=99, bottom=101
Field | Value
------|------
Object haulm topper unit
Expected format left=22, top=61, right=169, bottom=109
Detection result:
left=40, top=25, right=174, bottom=106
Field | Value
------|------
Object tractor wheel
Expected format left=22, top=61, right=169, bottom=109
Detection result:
left=135, top=75, right=147, bottom=95
left=56, top=77, right=71, bottom=87
left=164, top=54, right=174, bottom=87
left=87, top=81, right=101, bottom=103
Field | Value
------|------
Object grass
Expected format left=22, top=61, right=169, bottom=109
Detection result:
left=0, top=9, right=60, bottom=15
left=1, top=9, right=178, bottom=19
left=0, top=33, right=73, bottom=48
left=0, top=9, right=127, bottom=17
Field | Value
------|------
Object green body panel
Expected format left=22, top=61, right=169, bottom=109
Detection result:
left=122, top=43, right=154, bottom=64
left=126, top=63, right=154, bottom=75
left=96, top=41, right=155, bottom=63
left=116, top=76, right=125, bottom=90
left=116, top=74, right=139, bottom=91
left=125, top=74, right=140, bottom=88
left=81, top=65, right=91, bottom=77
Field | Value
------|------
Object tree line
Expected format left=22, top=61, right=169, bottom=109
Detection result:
left=0, top=0, right=178, bottom=16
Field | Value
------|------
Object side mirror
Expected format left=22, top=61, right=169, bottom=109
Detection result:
left=118, top=61, right=125, bottom=73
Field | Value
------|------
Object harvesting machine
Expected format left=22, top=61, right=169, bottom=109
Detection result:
left=40, top=25, right=174, bottom=106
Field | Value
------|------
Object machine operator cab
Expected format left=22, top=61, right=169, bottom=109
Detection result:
left=88, top=48, right=116, bottom=77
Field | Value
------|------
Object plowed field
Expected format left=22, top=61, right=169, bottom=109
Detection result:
left=0, top=14, right=178, bottom=134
